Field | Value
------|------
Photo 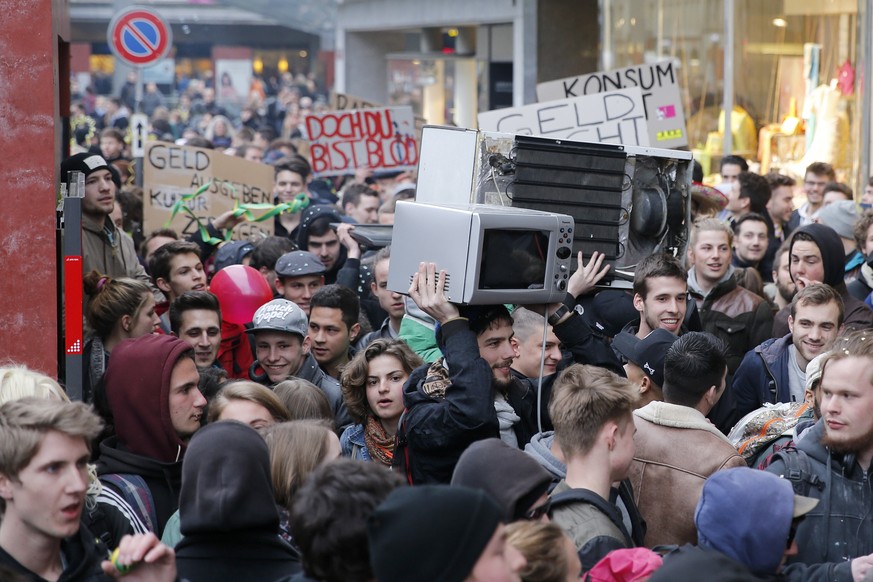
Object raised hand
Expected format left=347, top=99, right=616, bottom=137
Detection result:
left=568, top=250, right=610, bottom=298
left=408, top=262, right=460, bottom=324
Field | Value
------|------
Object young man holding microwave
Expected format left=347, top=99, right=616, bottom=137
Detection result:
left=393, top=262, right=623, bottom=484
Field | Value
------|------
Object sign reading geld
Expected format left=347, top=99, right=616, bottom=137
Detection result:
left=305, top=106, right=418, bottom=177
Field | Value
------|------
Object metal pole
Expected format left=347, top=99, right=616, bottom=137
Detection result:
left=62, top=172, right=85, bottom=402
left=602, top=0, right=612, bottom=71
left=723, top=0, right=734, bottom=158
left=135, top=67, right=144, bottom=187
left=135, top=67, right=143, bottom=114
left=860, top=0, right=872, bottom=192
left=657, top=0, right=664, bottom=60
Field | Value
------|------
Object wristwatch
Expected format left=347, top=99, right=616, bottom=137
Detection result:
left=547, top=304, right=570, bottom=326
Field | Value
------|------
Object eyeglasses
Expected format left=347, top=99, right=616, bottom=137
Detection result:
left=525, top=498, right=551, bottom=521
left=786, top=517, right=804, bottom=550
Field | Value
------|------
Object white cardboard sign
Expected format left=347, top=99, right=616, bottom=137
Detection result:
left=477, top=87, right=649, bottom=147
left=536, top=60, right=687, bottom=148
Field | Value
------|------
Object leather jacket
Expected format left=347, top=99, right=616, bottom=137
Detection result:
left=629, top=401, right=747, bottom=547
left=689, top=269, right=774, bottom=374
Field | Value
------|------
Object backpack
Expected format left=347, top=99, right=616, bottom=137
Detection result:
left=549, top=488, right=633, bottom=545
left=766, top=445, right=825, bottom=497
left=728, top=401, right=810, bottom=465
left=99, top=473, right=158, bottom=533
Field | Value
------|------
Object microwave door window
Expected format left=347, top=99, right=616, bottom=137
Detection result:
left=479, top=230, right=549, bottom=290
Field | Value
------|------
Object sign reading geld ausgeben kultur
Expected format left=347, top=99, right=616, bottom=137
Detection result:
left=536, top=60, right=687, bottom=149
left=477, top=87, right=649, bottom=147
left=143, top=141, right=274, bottom=240
left=304, top=106, right=418, bottom=177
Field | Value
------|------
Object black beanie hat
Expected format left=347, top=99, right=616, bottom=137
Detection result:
left=451, top=438, right=552, bottom=521
left=790, top=223, right=844, bottom=287
left=107, top=163, right=122, bottom=190
left=60, top=152, right=110, bottom=182
left=367, top=485, right=503, bottom=582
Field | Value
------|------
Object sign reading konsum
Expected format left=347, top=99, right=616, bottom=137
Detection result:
left=536, top=60, right=688, bottom=149
left=478, top=87, right=649, bottom=147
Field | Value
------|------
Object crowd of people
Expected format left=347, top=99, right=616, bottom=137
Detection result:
left=10, top=70, right=873, bottom=580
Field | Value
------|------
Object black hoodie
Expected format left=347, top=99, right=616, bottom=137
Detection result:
left=174, top=421, right=300, bottom=581
left=296, top=205, right=347, bottom=285
left=772, top=223, right=873, bottom=336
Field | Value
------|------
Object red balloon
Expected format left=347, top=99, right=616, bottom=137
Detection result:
left=209, top=265, right=274, bottom=324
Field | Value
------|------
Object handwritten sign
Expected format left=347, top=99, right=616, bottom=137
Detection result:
left=143, top=141, right=275, bottom=240
left=536, top=60, right=687, bottom=149
left=305, top=106, right=419, bottom=177
left=329, top=91, right=381, bottom=111
left=331, top=91, right=426, bottom=145
left=477, top=88, right=649, bottom=146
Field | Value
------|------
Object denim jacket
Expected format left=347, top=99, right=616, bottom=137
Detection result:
left=340, top=423, right=372, bottom=462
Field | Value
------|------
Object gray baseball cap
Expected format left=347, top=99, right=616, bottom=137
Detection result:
left=246, top=299, right=308, bottom=337
left=275, top=251, right=326, bottom=278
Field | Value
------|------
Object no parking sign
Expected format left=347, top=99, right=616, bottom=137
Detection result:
left=107, top=6, right=173, bottom=67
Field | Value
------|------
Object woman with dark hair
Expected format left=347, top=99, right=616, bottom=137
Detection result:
left=339, top=339, right=422, bottom=467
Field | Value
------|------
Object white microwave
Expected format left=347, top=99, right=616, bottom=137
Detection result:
left=388, top=202, right=574, bottom=305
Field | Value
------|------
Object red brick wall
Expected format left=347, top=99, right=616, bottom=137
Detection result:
left=0, top=0, right=67, bottom=376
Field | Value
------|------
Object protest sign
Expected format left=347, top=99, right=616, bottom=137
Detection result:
left=536, top=60, right=687, bottom=149
left=330, top=92, right=426, bottom=153
left=330, top=92, right=426, bottom=125
left=305, top=106, right=419, bottom=177
left=329, top=91, right=381, bottom=111
left=143, top=141, right=275, bottom=240
left=477, top=87, right=649, bottom=146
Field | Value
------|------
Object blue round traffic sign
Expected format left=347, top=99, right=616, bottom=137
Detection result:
left=108, top=7, right=173, bottom=67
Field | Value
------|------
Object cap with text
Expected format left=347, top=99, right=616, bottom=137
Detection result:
left=246, top=298, right=308, bottom=338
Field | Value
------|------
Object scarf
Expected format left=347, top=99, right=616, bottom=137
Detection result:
left=494, top=394, right=520, bottom=448
left=422, top=357, right=520, bottom=447
left=364, top=416, right=395, bottom=467
left=421, top=357, right=451, bottom=399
